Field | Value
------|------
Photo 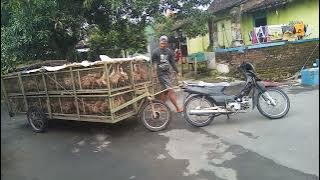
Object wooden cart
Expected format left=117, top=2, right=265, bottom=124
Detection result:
left=1, top=57, right=176, bottom=132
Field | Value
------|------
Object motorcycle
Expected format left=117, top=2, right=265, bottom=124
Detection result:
left=181, top=62, right=290, bottom=127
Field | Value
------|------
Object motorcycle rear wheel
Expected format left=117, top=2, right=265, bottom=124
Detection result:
left=183, top=95, right=216, bottom=127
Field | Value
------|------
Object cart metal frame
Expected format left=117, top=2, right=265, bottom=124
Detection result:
left=1, top=59, right=173, bottom=124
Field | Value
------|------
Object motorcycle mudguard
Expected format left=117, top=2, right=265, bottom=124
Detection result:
left=183, top=93, right=193, bottom=104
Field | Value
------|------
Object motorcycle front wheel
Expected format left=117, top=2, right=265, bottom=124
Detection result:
left=183, top=95, right=216, bottom=127
left=257, top=87, right=290, bottom=119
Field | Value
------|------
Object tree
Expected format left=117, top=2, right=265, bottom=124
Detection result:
left=83, top=0, right=160, bottom=59
left=1, top=0, right=213, bottom=73
left=1, top=0, right=58, bottom=73
left=1, top=0, right=86, bottom=73
left=153, top=0, right=213, bottom=39
left=51, top=0, right=86, bottom=60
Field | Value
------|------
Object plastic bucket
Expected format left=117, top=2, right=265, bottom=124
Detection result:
left=301, top=68, right=319, bottom=86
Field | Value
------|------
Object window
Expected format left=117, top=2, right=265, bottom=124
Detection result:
left=253, top=11, right=267, bottom=27
left=255, top=17, right=267, bottom=27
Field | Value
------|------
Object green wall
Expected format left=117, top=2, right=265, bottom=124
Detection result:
left=187, top=33, right=210, bottom=54
left=241, top=0, right=319, bottom=45
left=217, top=19, right=232, bottom=48
left=240, top=13, right=254, bottom=45
left=186, top=0, right=319, bottom=51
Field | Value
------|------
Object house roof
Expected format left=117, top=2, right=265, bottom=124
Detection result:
left=241, top=0, right=290, bottom=13
left=208, top=0, right=291, bottom=14
left=208, top=0, right=244, bottom=13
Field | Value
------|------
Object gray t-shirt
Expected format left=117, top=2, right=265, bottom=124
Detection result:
left=151, top=47, right=178, bottom=75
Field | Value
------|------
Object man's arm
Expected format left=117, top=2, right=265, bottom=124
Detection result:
left=151, top=48, right=158, bottom=64
left=151, top=49, right=159, bottom=74
left=168, top=49, right=179, bottom=73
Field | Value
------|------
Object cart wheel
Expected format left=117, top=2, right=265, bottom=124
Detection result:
left=27, top=106, right=48, bottom=133
left=139, top=100, right=171, bottom=132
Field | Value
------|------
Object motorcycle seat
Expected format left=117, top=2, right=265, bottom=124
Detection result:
left=184, top=86, right=225, bottom=95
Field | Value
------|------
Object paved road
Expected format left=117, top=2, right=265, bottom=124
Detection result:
left=201, top=86, right=319, bottom=176
left=1, top=86, right=318, bottom=180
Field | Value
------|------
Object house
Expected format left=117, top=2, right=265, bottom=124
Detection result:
left=207, top=0, right=319, bottom=48
left=183, top=0, right=319, bottom=81
left=204, top=0, right=319, bottom=81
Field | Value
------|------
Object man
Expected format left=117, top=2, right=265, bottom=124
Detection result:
left=151, top=35, right=183, bottom=113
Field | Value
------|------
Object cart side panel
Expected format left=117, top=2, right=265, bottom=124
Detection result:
left=49, top=97, right=62, bottom=114
left=76, top=97, right=110, bottom=116
left=77, top=66, right=105, bottom=90
left=27, top=97, right=47, bottom=112
left=55, top=71, right=73, bottom=91
left=22, top=74, right=45, bottom=92
left=3, top=77, right=21, bottom=94
left=45, top=73, right=58, bottom=91
left=49, top=97, right=76, bottom=114
left=3, top=59, right=156, bottom=123
left=112, top=91, right=135, bottom=117
left=109, top=62, right=131, bottom=90
left=8, top=96, right=26, bottom=113
left=132, top=61, right=152, bottom=84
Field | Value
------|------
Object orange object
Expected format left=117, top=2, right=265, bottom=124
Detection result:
left=294, top=23, right=305, bottom=36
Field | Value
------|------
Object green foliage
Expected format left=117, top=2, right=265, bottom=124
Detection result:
left=1, top=0, right=85, bottom=73
left=154, top=0, right=213, bottom=39
left=51, top=0, right=86, bottom=60
left=153, top=17, right=176, bottom=38
left=1, top=0, right=58, bottom=73
left=83, top=0, right=157, bottom=59
left=87, top=28, right=122, bottom=59
left=1, top=0, right=215, bottom=74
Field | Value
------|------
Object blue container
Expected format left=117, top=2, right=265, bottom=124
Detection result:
left=316, top=59, right=319, bottom=67
left=188, top=52, right=206, bottom=63
left=301, top=68, right=319, bottom=86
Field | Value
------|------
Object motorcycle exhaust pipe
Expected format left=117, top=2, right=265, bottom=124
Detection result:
left=189, top=108, right=230, bottom=115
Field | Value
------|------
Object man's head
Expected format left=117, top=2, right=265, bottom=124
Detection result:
left=159, top=35, right=168, bottom=49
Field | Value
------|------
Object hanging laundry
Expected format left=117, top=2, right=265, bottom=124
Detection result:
left=282, top=31, right=297, bottom=41
left=255, top=26, right=267, bottom=43
left=282, top=25, right=294, bottom=34
left=294, top=22, right=305, bottom=39
left=267, top=25, right=283, bottom=41
left=305, top=25, right=312, bottom=37
left=249, top=30, right=258, bottom=44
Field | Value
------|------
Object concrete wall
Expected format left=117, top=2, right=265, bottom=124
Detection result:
left=215, top=39, right=319, bottom=81
left=241, top=0, right=319, bottom=45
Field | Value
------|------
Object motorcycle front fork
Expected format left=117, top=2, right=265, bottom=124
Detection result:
left=261, top=92, right=277, bottom=106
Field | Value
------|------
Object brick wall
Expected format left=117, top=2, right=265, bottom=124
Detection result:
left=215, top=40, right=319, bottom=81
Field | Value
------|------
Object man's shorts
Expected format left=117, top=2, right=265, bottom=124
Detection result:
left=158, top=73, right=173, bottom=90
